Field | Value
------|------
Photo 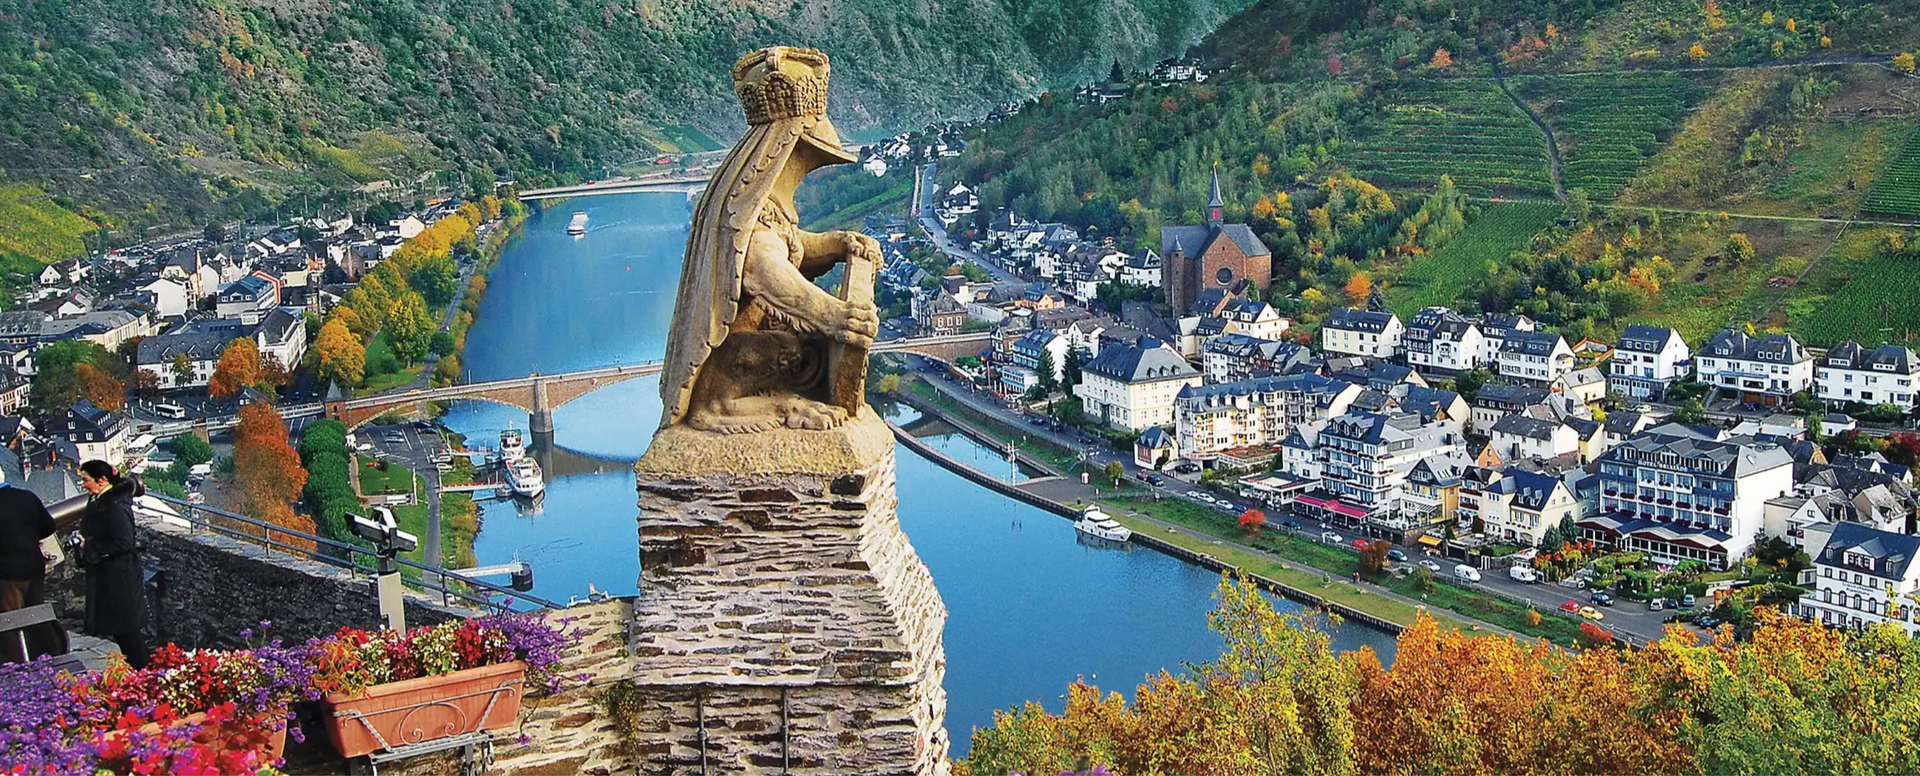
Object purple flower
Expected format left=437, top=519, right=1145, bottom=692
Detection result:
left=516, top=733, right=532, bottom=747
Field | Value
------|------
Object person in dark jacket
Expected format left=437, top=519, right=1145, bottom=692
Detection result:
left=76, top=460, right=148, bottom=669
left=0, top=473, right=54, bottom=613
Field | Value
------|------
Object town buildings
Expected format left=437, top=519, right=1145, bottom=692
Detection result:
left=1609, top=325, right=1692, bottom=400
left=1288, top=411, right=1464, bottom=532
left=1797, top=522, right=1920, bottom=633
left=1321, top=308, right=1403, bottom=359
left=1075, top=338, right=1201, bottom=431
left=1401, top=306, right=1483, bottom=375
left=1816, top=341, right=1919, bottom=410
left=1173, top=373, right=1361, bottom=462
left=1496, top=330, right=1574, bottom=386
left=1580, top=425, right=1795, bottom=569
left=1696, top=328, right=1813, bottom=406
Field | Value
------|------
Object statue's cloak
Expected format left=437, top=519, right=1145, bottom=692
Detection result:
left=658, top=117, right=811, bottom=430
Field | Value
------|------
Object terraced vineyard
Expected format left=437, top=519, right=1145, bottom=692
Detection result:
left=1388, top=200, right=1564, bottom=315
left=1861, top=128, right=1920, bottom=217
left=1343, top=79, right=1555, bottom=198
left=1792, top=252, right=1920, bottom=346
left=1518, top=72, right=1709, bottom=200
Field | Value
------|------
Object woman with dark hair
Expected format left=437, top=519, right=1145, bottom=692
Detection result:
left=76, top=460, right=148, bottom=669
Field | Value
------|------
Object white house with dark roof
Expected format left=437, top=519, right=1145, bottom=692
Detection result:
left=1476, top=313, right=1536, bottom=364
left=1496, top=330, right=1573, bottom=386
left=1489, top=414, right=1580, bottom=463
left=1816, top=341, right=1919, bottom=410
left=1477, top=468, right=1579, bottom=547
left=1291, top=411, right=1463, bottom=532
left=1401, top=306, right=1484, bottom=375
left=1798, top=522, right=1920, bottom=633
left=1696, top=328, right=1813, bottom=405
left=43, top=400, right=130, bottom=469
left=1321, top=307, right=1402, bottom=359
left=1609, top=324, right=1692, bottom=400
left=1074, top=338, right=1202, bottom=431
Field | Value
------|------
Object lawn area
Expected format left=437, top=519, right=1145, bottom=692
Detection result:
left=358, top=332, right=426, bottom=394
left=1108, top=512, right=1479, bottom=638
left=391, top=494, right=478, bottom=574
left=356, top=456, right=414, bottom=495
left=1103, top=496, right=1584, bottom=646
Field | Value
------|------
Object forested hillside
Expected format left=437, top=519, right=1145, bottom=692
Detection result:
left=0, top=0, right=1252, bottom=241
left=947, top=0, right=1920, bottom=347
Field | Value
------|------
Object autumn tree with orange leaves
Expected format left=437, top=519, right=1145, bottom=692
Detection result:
left=958, top=575, right=1920, bottom=776
left=208, top=337, right=260, bottom=399
left=231, top=402, right=314, bottom=552
left=1344, top=272, right=1373, bottom=304
left=1238, top=508, right=1265, bottom=536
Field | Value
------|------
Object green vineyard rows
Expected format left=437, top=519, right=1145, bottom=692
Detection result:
left=0, top=184, right=96, bottom=265
left=1343, top=79, right=1556, bottom=198
left=1389, top=200, right=1565, bottom=315
left=1862, top=127, right=1920, bottom=217
left=1518, top=72, right=1708, bottom=201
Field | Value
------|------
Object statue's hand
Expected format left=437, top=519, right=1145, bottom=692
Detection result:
left=833, top=298, right=879, bottom=348
left=844, top=232, right=883, bottom=262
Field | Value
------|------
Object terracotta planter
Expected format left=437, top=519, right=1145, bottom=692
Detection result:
left=100, top=708, right=289, bottom=764
left=322, top=661, right=526, bottom=759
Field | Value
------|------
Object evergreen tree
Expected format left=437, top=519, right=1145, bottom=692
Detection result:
left=1035, top=347, right=1058, bottom=395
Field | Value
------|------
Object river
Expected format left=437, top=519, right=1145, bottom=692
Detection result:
left=440, top=192, right=1397, bottom=752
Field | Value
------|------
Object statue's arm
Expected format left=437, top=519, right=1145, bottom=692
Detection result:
left=797, top=229, right=881, bottom=276
left=742, top=229, right=877, bottom=347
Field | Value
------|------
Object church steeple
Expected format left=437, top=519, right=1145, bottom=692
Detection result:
left=1206, top=163, right=1224, bottom=227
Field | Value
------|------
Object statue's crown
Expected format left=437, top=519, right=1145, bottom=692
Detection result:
left=733, top=47, right=831, bottom=125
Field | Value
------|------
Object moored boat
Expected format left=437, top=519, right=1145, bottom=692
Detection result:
left=1073, top=505, right=1132, bottom=544
left=567, top=211, right=589, bottom=235
left=500, top=428, right=526, bottom=463
left=506, top=457, right=545, bottom=499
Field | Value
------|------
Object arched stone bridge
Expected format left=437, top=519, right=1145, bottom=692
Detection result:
left=325, top=332, right=994, bottom=432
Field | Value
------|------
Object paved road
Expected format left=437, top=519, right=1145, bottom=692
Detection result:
left=916, top=166, right=1017, bottom=284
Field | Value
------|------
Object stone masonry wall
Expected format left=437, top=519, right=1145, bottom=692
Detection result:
left=46, top=513, right=468, bottom=650
left=625, top=424, right=950, bottom=775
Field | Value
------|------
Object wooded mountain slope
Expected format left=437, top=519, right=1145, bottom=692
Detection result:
left=0, top=0, right=1251, bottom=231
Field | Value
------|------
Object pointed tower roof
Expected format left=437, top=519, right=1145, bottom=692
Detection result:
left=1207, top=164, right=1224, bottom=210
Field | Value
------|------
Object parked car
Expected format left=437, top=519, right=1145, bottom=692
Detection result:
left=1281, top=519, right=1300, bottom=529
left=1386, top=548, right=1408, bottom=563
left=1650, top=598, right=1665, bottom=611
left=1454, top=564, right=1482, bottom=583
left=1579, top=606, right=1605, bottom=621
left=1508, top=565, right=1540, bottom=583
left=1352, top=537, right=1371, bottom=550
left=1558, top=600, right=1582, bottom=614
left=1419, top=559, right=1443, bottom=574
left=1682, top=593, right=1697, bottom=608
left=1591, top=592, right=1615, bottom=607
left=1321, top=531, right=1344, bottom=545
left=1186, top=490, right=1205, bottom=499
left=1144, top=474, right=1164, bottom=486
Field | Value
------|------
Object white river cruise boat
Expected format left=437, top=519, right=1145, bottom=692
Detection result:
left=567, top=211, right=589, bottom=235
left=499, top=428, right=526, bottom=463
left=506, top=457, right=545, bottom=499
left=1073, top=505, right=1133, bottom=544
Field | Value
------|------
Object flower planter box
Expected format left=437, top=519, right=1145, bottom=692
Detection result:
left=323, top=660, right=526, bottom=759
left=100, top=708, right=288, bottom=767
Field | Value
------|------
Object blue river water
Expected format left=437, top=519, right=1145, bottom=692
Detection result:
left=440, top=192, right=1396, bottom=752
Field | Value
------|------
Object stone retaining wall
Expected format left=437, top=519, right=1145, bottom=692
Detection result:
left=47, top=513, right=471, bottom=650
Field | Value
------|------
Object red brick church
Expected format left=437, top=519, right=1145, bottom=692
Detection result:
left=1160, top=167, right=1272, bottom=313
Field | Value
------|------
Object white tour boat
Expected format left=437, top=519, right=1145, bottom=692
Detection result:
left=1073, top=505, right=1133, bottom=544
left=499, top=428, right=526, bottom=463
left=506, top=457, right=545, bottom=499
left=567, top=211, right=589, bottom=235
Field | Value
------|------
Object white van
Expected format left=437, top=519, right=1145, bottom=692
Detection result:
left=1508, top=565, right=1539, bottom=584
left=1454, top=564, right=1482, bottom=583
left=153, top=403, right=188, bottom=419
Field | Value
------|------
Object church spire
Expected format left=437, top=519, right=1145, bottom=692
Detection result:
left=1206, top=163, right=1224, bottom=227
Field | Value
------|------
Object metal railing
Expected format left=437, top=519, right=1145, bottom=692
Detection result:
left=51, top=492, right=562, bottom=614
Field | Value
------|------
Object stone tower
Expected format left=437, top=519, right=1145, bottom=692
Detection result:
left=627, top=415, right=950, bottom=775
